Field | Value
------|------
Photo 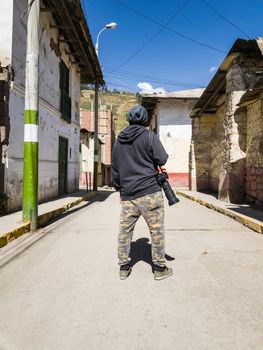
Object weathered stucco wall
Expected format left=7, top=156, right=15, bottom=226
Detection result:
left=246, top=99, right=263, bottom=205
left=5, top=1, right=81, bottom=211
left=0, top=1, right=13, bottom=66
left=157, top=99, right=195, bottom=187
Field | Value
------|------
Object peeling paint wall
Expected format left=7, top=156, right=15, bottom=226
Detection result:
left=5, top=0, right=81, bottom=211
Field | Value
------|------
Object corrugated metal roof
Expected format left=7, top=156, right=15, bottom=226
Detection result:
left=43, top=0, right=103, bottom=85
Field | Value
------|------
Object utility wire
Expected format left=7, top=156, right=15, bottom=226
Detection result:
left=113, top=0, right=226, bottom=54
left=105, top=75, right=204, bottom=88
left=105, top=81, right=137, bottom=90
left=109, top=0, right=192, bottom=73
left=103, top=66, right=203, bottom=87
left=200, top=0, right=250, bottom=39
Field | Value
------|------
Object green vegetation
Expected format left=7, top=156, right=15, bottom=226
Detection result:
left=80, top=89, right=138, bottom=134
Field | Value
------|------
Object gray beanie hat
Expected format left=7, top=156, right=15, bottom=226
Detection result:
left=128, top=105, right=148, bottom=126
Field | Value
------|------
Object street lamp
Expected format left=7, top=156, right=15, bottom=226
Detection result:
left=95, top=22, right=117, bottom=57
left=93, top=22, right=117, bottom=191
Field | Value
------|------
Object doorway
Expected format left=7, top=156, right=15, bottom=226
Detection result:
left=58, top=137, right=68, bottom=195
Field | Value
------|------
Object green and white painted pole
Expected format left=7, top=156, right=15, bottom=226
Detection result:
left=22, top=0, right=40, bottom=231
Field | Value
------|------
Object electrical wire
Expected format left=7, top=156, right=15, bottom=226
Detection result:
left=103, top=66, right=204, bottom=87
left=113, top=0, right=226, bottom=54
left=109, top=0, right=192, bottom=73
left=105, top=75, right=204, bottom=88
left=104, top=81, right=137, bottom=90
left=200, top=0, right=250, bottom=39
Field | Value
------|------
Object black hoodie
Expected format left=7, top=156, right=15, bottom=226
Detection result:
left=111, top=125, right=168, bottom=200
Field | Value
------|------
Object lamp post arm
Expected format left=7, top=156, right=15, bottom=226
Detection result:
left=95, top=27, right=107, bottom=57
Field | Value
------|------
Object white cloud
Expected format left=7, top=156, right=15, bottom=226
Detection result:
left=137, top=82, right=166, bottom=94
left=209, top=66, right=218, bottom=73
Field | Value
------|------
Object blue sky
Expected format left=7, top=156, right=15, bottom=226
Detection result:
left=82, top=0, right=263, bottom=93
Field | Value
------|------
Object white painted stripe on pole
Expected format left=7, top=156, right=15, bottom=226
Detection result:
left=24, top=124, right=38, bottom=142
left=25, top=53, right=39, bottom=111
left=94, top=155, right=99, bottom=161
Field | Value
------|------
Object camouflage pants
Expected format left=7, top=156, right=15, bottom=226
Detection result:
left=118, top=191, right=165, bottom=267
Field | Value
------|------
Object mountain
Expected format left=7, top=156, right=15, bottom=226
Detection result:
left=80, top=89, right=139, bottom=134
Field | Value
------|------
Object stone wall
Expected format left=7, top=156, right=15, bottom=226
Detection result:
left=246, top=99, right=263, bottom=205
left=209, top=105, right=225, bottom=192
left=191, top=105, right=225, bottom=192
left=191, top=114, right=214, bottom=191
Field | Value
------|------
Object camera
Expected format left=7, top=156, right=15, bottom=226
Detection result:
left=156, top=169, right=180, bottom=206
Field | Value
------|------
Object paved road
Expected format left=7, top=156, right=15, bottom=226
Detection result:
left=0, top=191, right=263, bottom=350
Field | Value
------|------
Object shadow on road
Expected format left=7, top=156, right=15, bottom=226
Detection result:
left=130, top=237, right=175, bottom=271
left=45, top=190, right=115, bottom=226
left=0, top=191, right=115, bottom=269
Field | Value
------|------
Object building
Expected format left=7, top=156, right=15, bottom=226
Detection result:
left=190, top=38, right=263, bottom=204
left=142, top=89, right=204, bottom=188
left=0, top=0, right=103, bottom=213
left=79, top=106, right=115, bottom=189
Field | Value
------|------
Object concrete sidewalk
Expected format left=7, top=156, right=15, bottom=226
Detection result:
left=177, top=189, right=263, bottom=234
left=1, top=187, right=262, bottom=249
left=0, top=190, right=98, bottom=248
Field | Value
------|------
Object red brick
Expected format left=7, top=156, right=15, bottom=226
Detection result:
left=246, top=167, right=251, bottom=175
left=257, top=190, right=263, bottom=201
left=251, top=181, right=257, bottom=191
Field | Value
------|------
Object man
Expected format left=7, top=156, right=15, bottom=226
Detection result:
left=111, top=105, right=173, bottom=281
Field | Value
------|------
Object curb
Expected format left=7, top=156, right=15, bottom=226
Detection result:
left=176, top=191, right=263, bottom=234
left=0, top=191, right=97, bottom=248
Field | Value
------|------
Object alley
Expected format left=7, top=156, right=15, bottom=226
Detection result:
left=0, top=191, right=263, bottom=350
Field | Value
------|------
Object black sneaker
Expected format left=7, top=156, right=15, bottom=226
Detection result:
left=154, top=265, right=173, bottom=280
left=119, top=264, right=132, bottom=280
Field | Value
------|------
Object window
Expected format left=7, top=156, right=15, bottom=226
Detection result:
left=60, top=60, right=71, bottom=123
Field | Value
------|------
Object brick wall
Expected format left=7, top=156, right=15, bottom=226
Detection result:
left=80, top=109, right=114, bottom=187
left=80, top=110, right=94, bottom=132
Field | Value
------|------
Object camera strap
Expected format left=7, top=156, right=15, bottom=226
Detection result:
left=148, top=131, right=159, bottom=171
